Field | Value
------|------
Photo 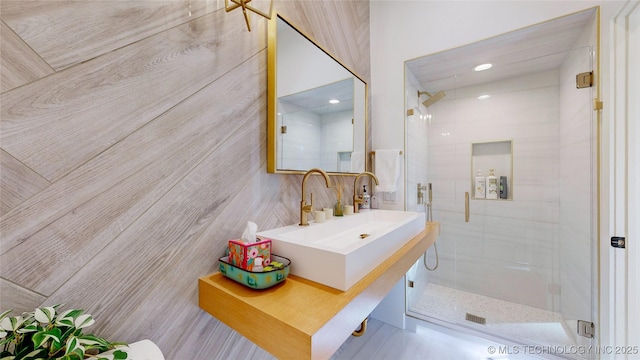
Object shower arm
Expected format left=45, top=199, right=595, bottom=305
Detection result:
left=418, top=89, right=446, bottom=108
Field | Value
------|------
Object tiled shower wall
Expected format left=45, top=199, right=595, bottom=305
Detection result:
left=320, top=111, right=354, bottom=171
left=422, top=51, right=595, bottom=317
left=0, top=1, right=370, bottom=358
left=279, top=110, right=323, bottom=170
left=426, top=70, right=563, bottom=312
left=278, top=109, right=354, bottom=171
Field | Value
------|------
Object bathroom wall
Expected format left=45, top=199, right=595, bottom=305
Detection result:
left=0, top=1, right=370, bottom=358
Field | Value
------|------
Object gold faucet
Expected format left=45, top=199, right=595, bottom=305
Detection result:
left=353, top=172, right=379, bottom=213
left=300, top=168, right=332, bottom=226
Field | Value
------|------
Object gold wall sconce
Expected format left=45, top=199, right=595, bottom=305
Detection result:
left=225, top=0, right=273, bottom=31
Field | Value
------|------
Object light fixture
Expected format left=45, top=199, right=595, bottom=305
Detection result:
left=225, top=0, right=273, bottom=31
left=474, top=63, right=493, bottom=72
left=478, top=94, right=491, bottom=100
left=329, top=99, right=340, bottom=104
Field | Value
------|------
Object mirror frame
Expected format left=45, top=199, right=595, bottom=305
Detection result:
left=267, top=12, right=368, bottom=175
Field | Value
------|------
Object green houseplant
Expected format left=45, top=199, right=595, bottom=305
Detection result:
left=0, top=304, right=127, bottom=360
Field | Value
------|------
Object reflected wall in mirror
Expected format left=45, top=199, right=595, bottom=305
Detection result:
left=268, top=13, right=367, bottom=174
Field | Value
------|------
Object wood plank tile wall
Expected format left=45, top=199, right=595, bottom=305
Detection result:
left=0, top=1, right=371, bottom=357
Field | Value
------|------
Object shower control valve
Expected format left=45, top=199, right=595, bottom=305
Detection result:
left=417, top=183, right=427, bottom=205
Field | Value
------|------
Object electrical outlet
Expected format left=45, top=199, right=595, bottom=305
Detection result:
left=370, top=195, right=378, bottom=209
left=383, top=192, right=397, bottom=204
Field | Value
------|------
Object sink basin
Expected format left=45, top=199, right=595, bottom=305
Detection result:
left=257, top=209, right=425, bottom=291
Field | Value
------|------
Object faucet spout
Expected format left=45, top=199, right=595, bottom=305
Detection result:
left=353, top=172, right=379, bottom=213
left=300, top=168, right=332, bottom=226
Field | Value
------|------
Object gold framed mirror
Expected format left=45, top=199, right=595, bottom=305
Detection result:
left=267, top=13, right=367, bottom=175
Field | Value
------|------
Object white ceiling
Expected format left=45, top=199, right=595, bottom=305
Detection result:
left=279, top=77, right=354, bottom=114
left=406, top=8, right=597, bottom=94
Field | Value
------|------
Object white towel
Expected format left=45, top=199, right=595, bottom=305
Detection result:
left=375, top=149, right=401, bottom=192
left=350, top=151, right=365, bottom=173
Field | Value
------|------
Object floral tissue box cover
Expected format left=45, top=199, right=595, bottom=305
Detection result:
left=227, top=238, right=271, bottom=271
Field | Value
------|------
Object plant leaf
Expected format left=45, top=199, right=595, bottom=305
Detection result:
left=73, top=314, right=95, bottom=329
left=77, top=334, right=109, bottom=347
left=16, top=323, right=40, bottom=334
left=11, top=344, right=38, bottom=359
left=64, top=336, right=85, bottom=357
left=32, top=327, right=62, bottom=349
left=55, top=309, right=83, bottom=327
left=56, top=318, right=74, bottom=328
left=0, top=316, right=24, bottom=332
left=0, top=333, right=16, bottom=346
left=34, top=307, right=56, bottom=324
left=20, top=348, right=47, bottom=359
left=113, top=349, right=128, bottom=359
left=0, top=310, right=13, bottom=323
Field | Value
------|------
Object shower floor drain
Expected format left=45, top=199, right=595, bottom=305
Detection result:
left=465, top=313, right=487, bottom=325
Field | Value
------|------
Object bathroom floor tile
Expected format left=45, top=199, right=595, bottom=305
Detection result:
left=408, top=283, right=578, bottom=349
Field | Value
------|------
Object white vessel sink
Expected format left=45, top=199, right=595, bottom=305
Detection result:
left=257, top=209, right=425, bottom=291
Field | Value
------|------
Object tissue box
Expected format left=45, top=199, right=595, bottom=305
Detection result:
left=228, top=238, right=271, bottom=271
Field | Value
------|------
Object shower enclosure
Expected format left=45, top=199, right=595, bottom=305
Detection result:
left=404, top=8, right=598, bottom=358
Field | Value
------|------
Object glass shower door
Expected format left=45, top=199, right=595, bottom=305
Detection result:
left=405, top=42, right=597, bottom=356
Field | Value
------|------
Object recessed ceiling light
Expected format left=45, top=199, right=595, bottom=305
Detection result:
left=478, top=94, right=491, bottom=100
left=329, top=99, right=340, bottom=104
left=474, top=63, right=493, bottom=72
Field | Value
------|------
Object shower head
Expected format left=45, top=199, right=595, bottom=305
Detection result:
left=418, top=90, right=446, bottom=108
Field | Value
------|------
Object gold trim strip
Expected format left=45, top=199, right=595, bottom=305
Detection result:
left=465, top=192, right=470, bottom=222
left=370, top=150, right=403, bottom=156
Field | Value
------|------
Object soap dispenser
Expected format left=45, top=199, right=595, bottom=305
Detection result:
left=474, top=170, right=486, bottom=199
left=486, top=169, right=498, bottom=199
left=361, top=185, right=370, bottom=209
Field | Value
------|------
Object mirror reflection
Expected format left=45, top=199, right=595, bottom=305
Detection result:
left=268, top=14, right=366, bottom=174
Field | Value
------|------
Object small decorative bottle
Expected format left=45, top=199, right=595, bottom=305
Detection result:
left=500, top=176, right=508, bottom=199
left=334, top=183, right=344, bottom=216
left=474, top=170, right=486, bottom=199
left=486, top=169, right=498, bottom=199
left=334, top=199, right=343, bottom=216
left=361, top=185, right=370, bottom=209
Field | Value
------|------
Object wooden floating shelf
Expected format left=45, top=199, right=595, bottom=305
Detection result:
left=199, top=222, right=439, bottom=360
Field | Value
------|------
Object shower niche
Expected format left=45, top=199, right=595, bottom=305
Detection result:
left=471, top=140, right=512, bottom=200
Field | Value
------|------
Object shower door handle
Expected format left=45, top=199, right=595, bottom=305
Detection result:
left=464, top=192, right=470, bottom=222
